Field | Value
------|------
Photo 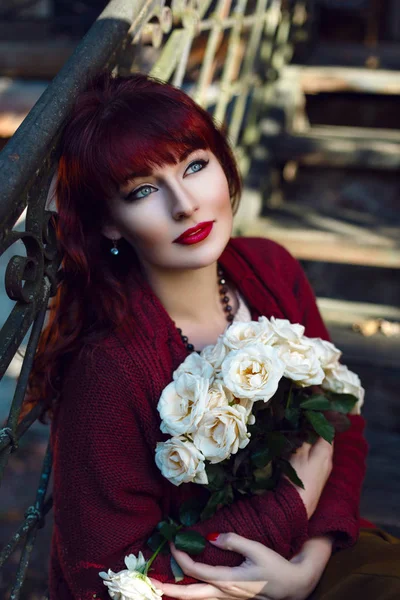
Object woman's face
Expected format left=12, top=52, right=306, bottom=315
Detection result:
left=103, top=148, right=233, bottom=273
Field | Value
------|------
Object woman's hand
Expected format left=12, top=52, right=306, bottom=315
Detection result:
left=288, top=437, right=334, bottom=519
left=151, top=533, right=333, bottom=600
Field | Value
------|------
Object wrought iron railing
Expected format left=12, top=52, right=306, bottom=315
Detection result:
left=0, top=0, right=309, bottom=596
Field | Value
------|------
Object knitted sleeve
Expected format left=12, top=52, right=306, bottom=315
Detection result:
left=286, top=247, right=369, bottom=549
left=308, top=415, right=368, bottom=550
left=50, top=343, right=308, bottom=600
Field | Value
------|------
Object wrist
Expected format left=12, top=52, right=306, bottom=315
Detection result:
left=291, top=536, right=333, bottom=599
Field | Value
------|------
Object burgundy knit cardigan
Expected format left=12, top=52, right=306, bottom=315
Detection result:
left=49, top=237, right=369, bottom=600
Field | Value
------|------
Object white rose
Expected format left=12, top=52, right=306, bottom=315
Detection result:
left=99, top=553, right=162, bottom=600
left=193, top=405, right=250, bottom=463
left=200, top=336, right=227, bottom=372
left=221, top=343, right=285, bottom=402
left=278, top=340, right=325, bottom=386
left=268, top=317, right=305, bottom=345
left=173, top=352, right=214, bottom=381
left=234, top=397, right=256, bottom=425
left=223, top=320, right=273, bottom=350
left=257, top=316, right=279, bottom=344
left=322, top=364, right=365, bottom=415
left=157, top=373, right=209, bottom=436
left=305, top=337, right=342, bottom=371
left=124, top=553, right=147, bottom=573
left=155, top=436, right=208, bottom=486
left=207, top=380, right=233, bottom=410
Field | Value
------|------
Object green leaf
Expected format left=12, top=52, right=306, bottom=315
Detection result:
left=250, top=467, right=278, bottom=493
left=250, top=479, right=276, bottom=493
left=300, top=395, right=331, bottom=411
left=253, top=463, right=273, bottom=489
left=200, top=489, right=226, bottom=521
left=232, top=477, right=251, bottom=494
left=158, top=521, right=179, bottom=541
left=147, top=532, right=169, bottom=554
left=232, top=448, right=251, bottom=476
left=280, top=459, right=304, bottom=489
left=266, top=432, right=292, bottom=457
left=179, top=498, right=204, bottom=527
left=285, top=406, right=300, bottom=427
left=324, top=411, right=351, bottom=433
left=205, top=463, right=226, bottom=491
left=170, top=556, right=184, bottom=583
left=306, top=430, right=319, bottom=445
left=175, top=531, right=206, bottom=555
left=328, top=394, right=358, bottom=414
left=224, top=483, right=234, bottom=505
left=251, top=448, right=272, bottom=469
left=305, top=411, right=335, bottom=443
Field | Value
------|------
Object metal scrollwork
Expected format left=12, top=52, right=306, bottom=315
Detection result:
left=131, top=0, right=173, bottom=48
left=42, top=211, right=60, bottom=297
left=4, top=232, right=44, bottom=304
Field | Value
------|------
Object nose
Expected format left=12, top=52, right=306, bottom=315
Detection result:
left=168, top=181, right=199, bottom=221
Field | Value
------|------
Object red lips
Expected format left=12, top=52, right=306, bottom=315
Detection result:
left=173, top=221, right=214, bottom=245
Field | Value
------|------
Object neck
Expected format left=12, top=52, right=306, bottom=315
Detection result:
left=142, top=262, right=222, bottom=325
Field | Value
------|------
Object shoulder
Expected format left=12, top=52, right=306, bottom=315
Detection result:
left=60, top=326, right=177, bottom=418
left=60, top=335, right=142, bottom=413
left=67, top=334, right=135, bottom=375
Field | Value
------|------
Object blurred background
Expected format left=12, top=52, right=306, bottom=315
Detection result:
left=0, top=0, right=399, bottom=598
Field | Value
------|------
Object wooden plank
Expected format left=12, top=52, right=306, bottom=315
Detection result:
left=302, top=125, right=400, bottom=142
left=304, top=42, right=400, bottom=70
left=285, top=65, right=400, bottom=95
left=268, top=202, right=397, bottom=247
left=238, top=219, right=400, bottom=268
left=327, top=325, right=400, bottom=369
left=261, top=124, right=400, bottom=169
left=317, top=297, right=400, bottom=326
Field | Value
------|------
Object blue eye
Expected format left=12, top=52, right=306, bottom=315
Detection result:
left=185, top=159, right=208, bottom=175
left=126, top=185, right=156, bottom=201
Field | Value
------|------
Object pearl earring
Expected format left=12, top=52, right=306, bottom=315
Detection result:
left=110, top=239, right=119, bottom=256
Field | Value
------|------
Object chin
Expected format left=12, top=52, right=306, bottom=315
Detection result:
left=172, top=237, right=231, bottom=270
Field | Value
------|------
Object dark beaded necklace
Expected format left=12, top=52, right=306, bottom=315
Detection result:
left=176, top=265, right=234, bottom=353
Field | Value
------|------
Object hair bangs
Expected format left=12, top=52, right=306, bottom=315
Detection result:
left=83, top=94, right=217, bottom=198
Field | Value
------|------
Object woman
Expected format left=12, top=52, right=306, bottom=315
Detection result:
left=26, top=72, right=397, bottom=600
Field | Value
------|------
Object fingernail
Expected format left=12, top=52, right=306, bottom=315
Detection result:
left=206, top=532, right=220, bottom=542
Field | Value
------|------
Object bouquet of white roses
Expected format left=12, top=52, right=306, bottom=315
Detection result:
left=101, top=317, right=365, bottom=595
left=155, top=316, right=364, bottom=518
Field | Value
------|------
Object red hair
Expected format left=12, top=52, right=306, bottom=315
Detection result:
left=24, top=72, right=242, bottom=420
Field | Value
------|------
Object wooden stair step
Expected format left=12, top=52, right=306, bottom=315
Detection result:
left=317, top=297, right=400, bottom=326
left=303, top=41, right=400, bottom=70
left=284, top=64, right=400, bottom=96
left=327, top=324, right=400, bottom=369
left=238, top=218, right=400, bottom=268
left=260, top=124, right=400, bottom=169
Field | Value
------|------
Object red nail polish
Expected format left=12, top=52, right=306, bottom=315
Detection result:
left=206, top=532, right=220, bottom=542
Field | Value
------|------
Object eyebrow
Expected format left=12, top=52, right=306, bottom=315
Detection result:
left=125, top=147, right=203, bottom=180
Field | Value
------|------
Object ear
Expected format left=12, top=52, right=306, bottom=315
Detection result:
left=101, top=223, right=123, bottom=241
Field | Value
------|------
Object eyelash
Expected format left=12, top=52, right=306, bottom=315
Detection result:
left=125, top=158, right=209, bottom=202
